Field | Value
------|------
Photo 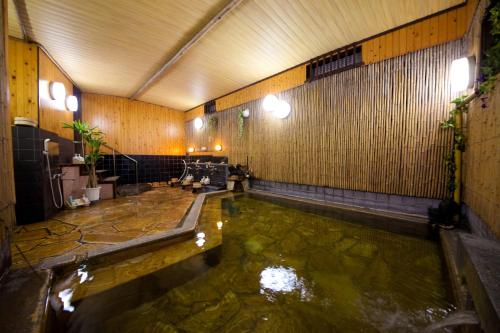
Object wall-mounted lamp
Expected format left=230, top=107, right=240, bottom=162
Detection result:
left=65, top=95, right=78, bottom=112
left=194, top=117, right=204, bottom=130
left=201, top=146, right=207, bottom=152
left=49, top=81, right=66, bottom=100
left=187, top=147, right=195, bottom=153
left=215, top=144, right=222, bottom=151
left=273, top=100, right=291, bottom=119
left=450, top=56, right=475, bottom=92
left=242, top=109, right=250, bottom=118
left=263, top=94, right=279, bottom=112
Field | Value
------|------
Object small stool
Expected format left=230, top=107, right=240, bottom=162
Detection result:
left=170, top=178, right=180, bottom=187
left=192, top=182, right=203, bottom=193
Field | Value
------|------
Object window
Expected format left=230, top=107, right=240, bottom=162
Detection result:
left=306, top=45, right=362, bottom=82
left=204, top=99, right=216, bottom=114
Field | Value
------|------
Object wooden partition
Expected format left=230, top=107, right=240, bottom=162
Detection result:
left=7, top=38, right=38, bottom=124
left=39, top=49, right=74, bottom=140
left=187, top=41, right=463, bottom=199
left=82, top=93, right=185, bottom=155
left=1, top=0, right=15, bottom=276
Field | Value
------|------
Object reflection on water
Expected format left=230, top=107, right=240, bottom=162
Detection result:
left=52, top=194, right=455, bottom=332
left=259, top=266, right=312, bottom=301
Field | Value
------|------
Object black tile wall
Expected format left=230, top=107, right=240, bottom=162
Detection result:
left=96, top=154, right=228, bottom=185
left=12, top=126, right=74, bottom=224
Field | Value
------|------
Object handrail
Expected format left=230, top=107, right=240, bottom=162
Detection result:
left=102, top=144, right=139, bottom=186
left=73, top=141, right=140, bottom=187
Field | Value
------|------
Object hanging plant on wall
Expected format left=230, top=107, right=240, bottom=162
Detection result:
left=237, top=109, right=245, bottom=138
left=430, top=2, right=500, bottom=229
left=207, top=115, right=218, bottom=131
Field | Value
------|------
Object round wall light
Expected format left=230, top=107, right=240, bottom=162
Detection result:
left=194, top=117, right=204, bottom=130
left=450, top=56, right=475, bottom=92
left=242, top=109, right=250, bottom=118
left=273, top=100, right=291, bottom=119
left=215, top=144, right=222, bottom=151
left=65, top=95, right=78, bottom=112
left=187, top=147, right=195, bottom=153
left=49, top=81, right=66, bottom=100
left=263, top=94, right=279, bottom=112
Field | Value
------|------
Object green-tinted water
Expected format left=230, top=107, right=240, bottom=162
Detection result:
left=58, top=193, right=455, bottom=332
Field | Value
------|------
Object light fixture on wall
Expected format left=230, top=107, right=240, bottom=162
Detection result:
left=65, top=95, right=78, bottom=112
left=242, top=109, right=250, bottom=118
left=263, top=94, right=279, bottom=112
left=201, top=146, right=207, bottom=151
left=273, top=100, right=291, bottom=119
left=215, top=144, right=222, bottom=151
left=187, top=147, right=195, bottom=153
left=194, top=117, right=204, bottom=130
left=49, top=81, right=66, bottom=100
left=450, top=56, right=475, bottom=92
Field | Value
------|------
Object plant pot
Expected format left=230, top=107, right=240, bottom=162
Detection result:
left=84, top=187, right=101, bottom=201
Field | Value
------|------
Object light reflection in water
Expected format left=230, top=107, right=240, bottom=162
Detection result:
left=195, top=232, right=206, bottom=247
left=77, top=264, right=93, bottom=284
left=259, top=266, right=312, bottom=301
left=58, top=288, right=75, bottom=312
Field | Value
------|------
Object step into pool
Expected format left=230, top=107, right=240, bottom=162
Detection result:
left=49, top=192, right=455, bottom=332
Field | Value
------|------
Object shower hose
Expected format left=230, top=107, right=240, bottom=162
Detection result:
left=44, top=152, right=64, bottom=209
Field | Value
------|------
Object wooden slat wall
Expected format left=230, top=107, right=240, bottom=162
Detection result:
left=82, top=93, right=185, bottom=155
left=362, top=0, right=477, bottom=64
left=463, top=0, right=499, bottom=237
left=199, top=1, right=474, bottom=114
left=38, top=49, right=74, bottom=140
left=1, top=0, right=15, bottom=275
left=186, top=41, right=463, bottom=199
left=7, top=38, right=38, bottom=124
left=215, top=65, right=307, bottom=113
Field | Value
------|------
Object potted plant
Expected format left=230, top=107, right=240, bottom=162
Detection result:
left=63, top=120, right=105, bottom=201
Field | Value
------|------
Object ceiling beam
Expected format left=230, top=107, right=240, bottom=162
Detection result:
left=129, top=0, right=244, bottom=100
left=12, top=0, right=34, bottom=41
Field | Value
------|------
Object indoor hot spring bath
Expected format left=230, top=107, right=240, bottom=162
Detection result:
left=48, top=193, right=456, bottom=333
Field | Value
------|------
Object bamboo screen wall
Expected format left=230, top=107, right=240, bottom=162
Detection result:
left=186, top=41, right=463, bottom=199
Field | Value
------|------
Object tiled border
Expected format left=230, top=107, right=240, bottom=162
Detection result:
left=462, top=204, right=496, bottom=240
left=251, top=179, right=440, bottom=217
left=248, top=190, right=430, bottom=237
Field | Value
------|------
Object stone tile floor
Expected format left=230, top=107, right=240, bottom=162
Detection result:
left=11, top=187, right=196, bottom=269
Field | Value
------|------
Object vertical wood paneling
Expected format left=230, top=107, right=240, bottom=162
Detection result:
left=214, top=64, right=306, bottom=112
left=1, top=0, right=15, bottom=275
left=82, top=93, right=185, bottom=155
left=363, top=5, right=471, bottom=65
left=187, top=41, right=463, bottom=199
left=38, top=49, right=74, bottom=139
left=7, top=38, right=38, bottom=124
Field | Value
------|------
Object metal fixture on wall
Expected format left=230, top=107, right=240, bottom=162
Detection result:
left=450, top=56, right=476, bottom=92
left=49, top=81, right=66, bottom=100
left=194, top=117, right=204, bottom=130
left=65, top=95, right=78, bottom=112
left=263, top=94, right=279, bottom=112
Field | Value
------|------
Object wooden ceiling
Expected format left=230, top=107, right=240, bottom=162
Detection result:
left=8, top=0, right=464, bottom=111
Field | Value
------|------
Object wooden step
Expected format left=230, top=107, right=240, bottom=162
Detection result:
left=102, top=176, right=120, bottom=183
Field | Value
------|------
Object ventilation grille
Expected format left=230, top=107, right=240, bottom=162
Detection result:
left=306, top=45, right=363, bottom=82
left=204, top=100, right=216, bottom=114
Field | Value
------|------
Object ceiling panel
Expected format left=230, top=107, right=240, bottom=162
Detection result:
left=140, top=0, right=464, bottom=110
left=8, top=0, right=23, bottom=39
left=8, top=0, right=463, bottom=110
left=12, top=0, right=229, bottom=97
